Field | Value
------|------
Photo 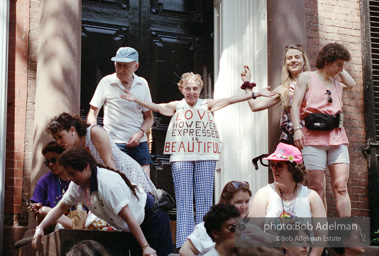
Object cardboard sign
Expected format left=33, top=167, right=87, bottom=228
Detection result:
left=164, top=109, right=222, bottom=155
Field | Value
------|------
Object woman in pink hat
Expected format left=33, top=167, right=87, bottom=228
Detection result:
left=248, top=142, right=326, bottom=256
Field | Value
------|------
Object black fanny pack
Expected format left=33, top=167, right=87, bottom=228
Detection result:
left=304, top=113, right=341, bottom=131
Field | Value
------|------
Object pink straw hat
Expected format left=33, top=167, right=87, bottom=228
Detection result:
left=263, top=142, right=303, bottom=164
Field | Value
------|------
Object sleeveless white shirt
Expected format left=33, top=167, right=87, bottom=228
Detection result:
left=265, top=183, right=312, bottom=218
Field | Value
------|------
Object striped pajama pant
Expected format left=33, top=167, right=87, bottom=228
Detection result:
left=171, top=160, right=216, bottom=248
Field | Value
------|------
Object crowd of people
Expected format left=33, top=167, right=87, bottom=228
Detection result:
left=27, top=43, right=365, bottom=256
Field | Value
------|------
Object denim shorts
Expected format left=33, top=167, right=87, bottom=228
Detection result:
left=116, top=141, right=152, bottom=165
left=302, top=144, right=350, bottom=171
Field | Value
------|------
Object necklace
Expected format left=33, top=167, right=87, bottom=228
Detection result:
left=279, top=184, right=297, bottom=223
left=57, top=177, right=69, bottom=195
left=279, top=184, right=297, bottom=201
left=81, top=185, right=92, bottom=205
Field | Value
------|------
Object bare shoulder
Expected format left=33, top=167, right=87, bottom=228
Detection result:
left=298, top=71, right=311, bottom=81
left=248, top=186, right=270, bottom=217
left=90, top=125, right=107, bottom=137
left=253, top=186, right=271, bottom=200
left=307, top=188, right=323, bottom=205
left=307, top=188, right=320, bottom=199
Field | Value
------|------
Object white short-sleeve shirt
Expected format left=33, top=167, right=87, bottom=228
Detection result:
left=187, top=222, right=215, bottom=255
left=90, top=73, right=152, bottom=143
left=62, top=167, right=147, bottom=232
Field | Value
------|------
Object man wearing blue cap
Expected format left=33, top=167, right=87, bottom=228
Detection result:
left=87, top=47, right=153, bottom=176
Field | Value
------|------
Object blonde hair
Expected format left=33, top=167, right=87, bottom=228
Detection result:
left=177, top=72, right=203, bottom=91
left=280, top=45, right=310, bottom=109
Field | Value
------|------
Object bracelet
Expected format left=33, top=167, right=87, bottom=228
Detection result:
left=294, top=126, right=302, bottom=132
left=139, top=128, right=145, bottom=133
left=241, top=81, right=257, bottom=90
left=36, top=226, right=43, bottom=231
left=252, top=92, right=257, bottom=100
left=141, top=242, right=149, bottom=249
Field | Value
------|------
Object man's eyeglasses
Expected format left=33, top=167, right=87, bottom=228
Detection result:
left=232, top=181, right=249, bottom=189
left=326, top=90, right=333, bottom=104
left=227, top=223, right=236, bottom=233
left=44, top=157, right=57, bottom=166
left=270, top=162, right=284, bottom=171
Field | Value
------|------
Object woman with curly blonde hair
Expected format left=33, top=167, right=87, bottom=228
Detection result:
left=241, top=45, right=311, bottom=145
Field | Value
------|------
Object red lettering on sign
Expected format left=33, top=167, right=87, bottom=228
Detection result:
left=184, top=110, right=193, bottom=120
left=178, top=142, right=186, bottom=152
left=197, top=110, right=206, bottom=120
left=171, top=142, right=176, bottom=152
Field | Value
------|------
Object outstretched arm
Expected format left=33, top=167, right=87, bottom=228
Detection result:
left=119, top=205, right=157, bottom=256
left=30, top=203, right=72, bottom=229
left=121, top=89, right=176, bottom=116
left=208, top=87, right=278, bottom=112
left=241, top=65, right=281, bottom=111
left=32, top=201, right=71, bottom=250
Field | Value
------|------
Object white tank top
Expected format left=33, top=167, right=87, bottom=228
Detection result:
left=265, top=183, right=312, bottom=218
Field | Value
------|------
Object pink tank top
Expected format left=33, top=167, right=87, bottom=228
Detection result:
left=300, top=72, right=348, bottom=146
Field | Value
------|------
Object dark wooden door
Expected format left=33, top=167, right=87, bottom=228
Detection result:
left=361, top=0, right=379, bottom=242
left=80, top=0, right=214, bottom=197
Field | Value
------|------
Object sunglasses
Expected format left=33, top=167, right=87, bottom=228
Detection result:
left=44, top=157, right=57, bottom=166
left=326, top=90, right=333, bottom=104
left=232, top=181, right=250, bottom=189
left=227, top=223, right=236, bottom=233
left=285, top=44, right=304, bottom=52
left=270, top=162, right=285, bottom=170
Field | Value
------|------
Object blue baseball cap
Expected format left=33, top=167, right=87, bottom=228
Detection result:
left=111, top=47, right=139, bottom=63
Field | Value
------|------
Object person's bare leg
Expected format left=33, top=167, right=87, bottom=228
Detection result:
left=307, top=170, right=327, bottom=211
left=329, top=163, right=351, bottom=217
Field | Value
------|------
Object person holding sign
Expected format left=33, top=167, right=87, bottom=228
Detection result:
left=120, top=72, right=277, bottom=248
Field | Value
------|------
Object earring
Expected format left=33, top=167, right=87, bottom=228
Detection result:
left=73, top=132, right=75, bottom=135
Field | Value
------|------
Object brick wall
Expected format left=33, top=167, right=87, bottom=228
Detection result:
left=305, top=0, right=368, bottom=217
left=6, top=0, right=30, bottom=225
left=22, top=0, right=40, bottom=225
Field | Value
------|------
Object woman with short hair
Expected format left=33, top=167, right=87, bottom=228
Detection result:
left=291, top=42, right=357, bottom=217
